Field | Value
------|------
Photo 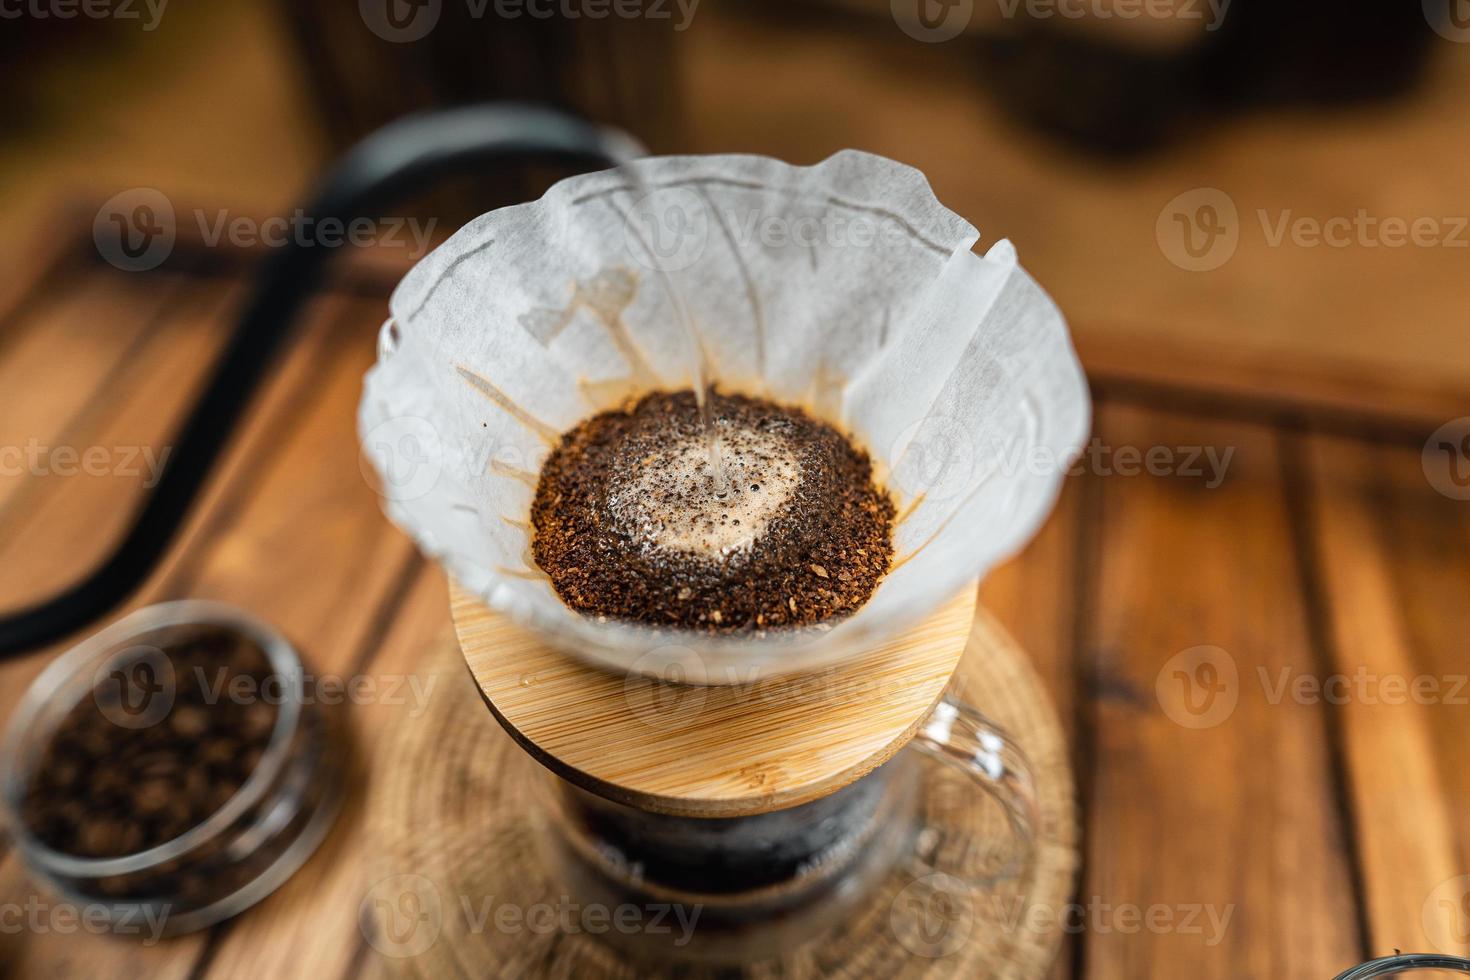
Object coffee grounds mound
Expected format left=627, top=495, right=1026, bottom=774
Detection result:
left=21, top=626, right=278, bottom=859
left=531, top=389, right=895, bottom=633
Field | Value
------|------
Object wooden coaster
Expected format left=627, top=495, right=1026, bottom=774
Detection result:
left=452, top=582, right=978, bottom=817
left=363, top=604, right=1078, bottom=978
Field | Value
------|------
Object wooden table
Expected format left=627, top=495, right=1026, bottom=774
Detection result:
left=0, top=234, right=1466, bottom=978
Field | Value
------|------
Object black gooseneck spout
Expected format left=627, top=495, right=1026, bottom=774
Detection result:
left=0, top=104, right=631, bottom=656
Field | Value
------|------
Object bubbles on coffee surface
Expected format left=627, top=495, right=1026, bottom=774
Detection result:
left=531, top=389, right=894, bottom=633
left=608, top=419, right=802, bottom=559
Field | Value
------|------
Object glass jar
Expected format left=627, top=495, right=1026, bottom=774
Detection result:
left=0, top=600, right=343, bottom=936
left=534, top=691, right=1037, bottom=965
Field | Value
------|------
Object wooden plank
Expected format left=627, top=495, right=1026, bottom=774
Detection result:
left=979, top=474, right=1086, bottom=980
left=196, top=563, right=449, bottom=980
left=1298, top=432, right=1469, bottom=957
left=0, top=228, right=89, bottom=349
left=0, top=276, right=244, bottom=610
left=1076, top=328, right=1470, bottom=438
left=0, top=270, right=191, bottom=521
left=1081, top=402, right=1360, bottom=978
left=980, top=476, right=1086, bottom=748
left=0, top=282, right=361, bottom=724
left=0, top=281, right=420, bottom=977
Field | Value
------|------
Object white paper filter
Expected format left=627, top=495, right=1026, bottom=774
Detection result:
left=359, top=150, right=1090, bottom=681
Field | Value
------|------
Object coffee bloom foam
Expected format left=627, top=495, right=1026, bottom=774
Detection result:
left=608, top=420, right=802, bottom=560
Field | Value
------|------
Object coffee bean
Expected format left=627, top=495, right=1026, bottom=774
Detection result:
left=200, top=737, right=240, bottom=768
left=133, top=779, right=172, bottom=815
left=21, top=626, right=279, bottom=861
left=78, top=818, right=140, bottom=858
left=169, top=706, right=210, bottom=739
left=240, top=702, right=275, bottom=741
left=95, top=875, right=133, bottom=897
left=134, top=751, right=182, bottom=779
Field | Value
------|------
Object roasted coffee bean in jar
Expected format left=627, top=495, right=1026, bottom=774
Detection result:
left=0, top=602, right=343, bottom=936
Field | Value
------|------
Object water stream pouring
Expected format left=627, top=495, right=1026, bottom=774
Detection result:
left=609, top=148, right=731, bottom=495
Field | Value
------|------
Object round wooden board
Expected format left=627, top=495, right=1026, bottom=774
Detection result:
left=451, top=581, right=978, bottom=817
left=362, top=605, right=1078, bottom=978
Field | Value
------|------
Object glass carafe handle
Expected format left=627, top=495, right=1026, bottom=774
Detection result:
left=1334, top=954, right=1470, bottom=978
left=909, top=692, right=1038, bottom=888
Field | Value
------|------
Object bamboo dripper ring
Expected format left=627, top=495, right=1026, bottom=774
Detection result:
left=451, top=580, right=976, bottom=818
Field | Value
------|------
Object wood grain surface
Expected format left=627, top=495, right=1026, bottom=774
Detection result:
left=454, top=581, right=974, bottom=818
left=0, top=240, right=1468, bottom=978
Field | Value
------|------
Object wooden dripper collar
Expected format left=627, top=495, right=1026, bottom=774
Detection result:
left=452, top=581, right=975, bottom=818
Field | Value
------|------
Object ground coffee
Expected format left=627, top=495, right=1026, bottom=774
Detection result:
left=531, top=389, right=894, bottom=633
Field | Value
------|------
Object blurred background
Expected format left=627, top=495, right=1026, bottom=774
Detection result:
left=2, top=0, right=1466, bottom=392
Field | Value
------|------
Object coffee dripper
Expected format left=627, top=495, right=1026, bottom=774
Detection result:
left=346, top=110, right=1078, bottom=971
left=444, top=580, right=1046, bottom=969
